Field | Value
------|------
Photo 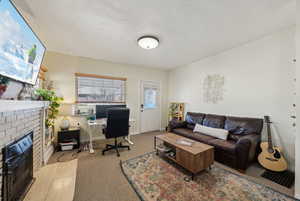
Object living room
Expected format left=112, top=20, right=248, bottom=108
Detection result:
left=0, top=0, right=300, bottom=201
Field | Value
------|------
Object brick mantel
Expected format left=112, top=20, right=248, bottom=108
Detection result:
left=0, top=100, right=49, bottom=112
left=0, top=100, right=51, bottom=201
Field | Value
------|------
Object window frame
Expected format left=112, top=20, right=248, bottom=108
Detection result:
left=75, top=73, right=127, bottom=104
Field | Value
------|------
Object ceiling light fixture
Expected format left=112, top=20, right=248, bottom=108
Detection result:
left=137, top=36, right=159, bottom=50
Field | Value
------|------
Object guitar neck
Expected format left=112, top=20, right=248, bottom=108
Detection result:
left=264, top=116, right=273, bottom=149
left=267, top=123, right=273, bottom=148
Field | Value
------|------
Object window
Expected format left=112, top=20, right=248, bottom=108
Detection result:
left=144, top=88, right=157, bottom=109
left=75, top=73, right=126, bottom=103
left=142, top=81, right=159, bottom=109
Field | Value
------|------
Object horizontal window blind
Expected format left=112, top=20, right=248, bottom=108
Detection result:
left=76, top=73, right=126, bottom=103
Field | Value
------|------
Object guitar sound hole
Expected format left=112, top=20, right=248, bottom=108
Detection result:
left=273, top=149, right=281, bottom=159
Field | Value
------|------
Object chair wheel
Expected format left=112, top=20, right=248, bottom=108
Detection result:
left=128, top=147, right=130, bottom=150
left=102, top=151, right=105, bottom=155
left=117, top=154, right=120, bottom=157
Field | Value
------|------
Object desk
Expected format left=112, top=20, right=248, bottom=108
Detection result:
left=87, top=118, right=136, bottom=154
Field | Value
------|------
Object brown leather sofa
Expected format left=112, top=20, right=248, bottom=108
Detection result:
left=168, top=112, right=263, bottom=171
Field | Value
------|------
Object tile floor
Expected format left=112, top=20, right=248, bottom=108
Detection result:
left=24, top=159, right=77, bottom=201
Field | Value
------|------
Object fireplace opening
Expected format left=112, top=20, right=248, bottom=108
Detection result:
left=2, top=132, right=34, bottom=201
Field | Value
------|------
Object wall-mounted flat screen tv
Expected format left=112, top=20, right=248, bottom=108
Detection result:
left=0, top=0, right=46, bottom=85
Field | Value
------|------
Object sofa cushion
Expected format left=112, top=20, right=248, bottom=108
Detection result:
left=172, top=128, right=194, bottom=139
left=187, top=124, right=196, bottom=130
left=193, top=124, right=229, bottom=140
left=210, top=139, right=236, bottom=154
left=227, top=134, right=244, bottom=142
left=192, top=133, right=216, bottom=144
left=203, top=114, right=226, bottom=128
left=168, top=119, right=187, bottom=130
left=224, top=116, right=263, bottom=135
left=172, top=128, right=216, bottom=144
left=186, top=112, right=205, bottom=126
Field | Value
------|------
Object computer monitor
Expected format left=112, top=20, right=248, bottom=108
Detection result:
left=96, top=104, right=126, bottom=119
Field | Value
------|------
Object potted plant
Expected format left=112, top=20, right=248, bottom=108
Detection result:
left=0, top=75, right=9, bottom=98
left=35, top=89, right=63, bottom=142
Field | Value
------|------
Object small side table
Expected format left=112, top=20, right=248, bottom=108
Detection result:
left=57, top=127, right=81, bottom=151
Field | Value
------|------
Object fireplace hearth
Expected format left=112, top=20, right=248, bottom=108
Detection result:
left=2, top=132, right=34, bottom=201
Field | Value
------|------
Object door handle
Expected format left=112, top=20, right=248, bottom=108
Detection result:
left=141, top=104, right=144, bottom=112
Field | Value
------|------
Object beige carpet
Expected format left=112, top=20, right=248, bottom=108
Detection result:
left=50, top=131, right=294, bottom=201
left=73, top=132, right=160, bottom=201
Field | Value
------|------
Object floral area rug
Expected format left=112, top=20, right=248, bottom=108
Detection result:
left=120, top=152, right=296, bottom=201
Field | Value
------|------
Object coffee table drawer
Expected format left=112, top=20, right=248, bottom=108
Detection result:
left=176, top=147, right=214, bottom=174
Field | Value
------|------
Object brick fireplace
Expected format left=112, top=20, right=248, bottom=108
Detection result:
left=0, top=101, right=49, bottom=201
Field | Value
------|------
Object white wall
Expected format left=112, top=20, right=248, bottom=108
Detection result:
left=43, top=51, right=169, bottom=141
left=169, top=27, right=296, bottom=170
left=295, top=1, right=300, bottom=198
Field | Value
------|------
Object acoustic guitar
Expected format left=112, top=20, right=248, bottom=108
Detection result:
left=258, top=116, right=288, bottom=172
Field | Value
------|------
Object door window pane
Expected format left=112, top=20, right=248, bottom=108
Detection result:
left=144, top=88, right=157, bottom=109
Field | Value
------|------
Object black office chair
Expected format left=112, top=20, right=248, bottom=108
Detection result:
left=102, top=108, right=130, bottom=157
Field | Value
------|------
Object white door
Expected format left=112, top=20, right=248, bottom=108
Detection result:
left=140, top=81, right=161, bottom=133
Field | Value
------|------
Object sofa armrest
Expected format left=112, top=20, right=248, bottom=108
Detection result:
left=168, top=119, right=187, bottom=131
left=235, top=133, right=261, bottom=170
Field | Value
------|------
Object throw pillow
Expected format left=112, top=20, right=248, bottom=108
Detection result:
left=193, top=123, right=229, bottom=140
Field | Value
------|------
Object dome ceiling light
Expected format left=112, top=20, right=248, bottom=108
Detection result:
left=137, top=36, right=159, bottom=50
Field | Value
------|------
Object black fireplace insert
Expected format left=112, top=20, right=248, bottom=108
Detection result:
left=2, top=132, right=33, bottom=201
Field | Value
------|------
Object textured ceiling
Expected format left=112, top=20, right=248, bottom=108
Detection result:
left=13, top=0, right=296, bottom=69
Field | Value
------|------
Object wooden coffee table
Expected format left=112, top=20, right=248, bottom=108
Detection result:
left=154, top=133, right=214, bottom=179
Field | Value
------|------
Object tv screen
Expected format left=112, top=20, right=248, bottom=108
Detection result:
left=0, top=0, right=46, bottom=85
